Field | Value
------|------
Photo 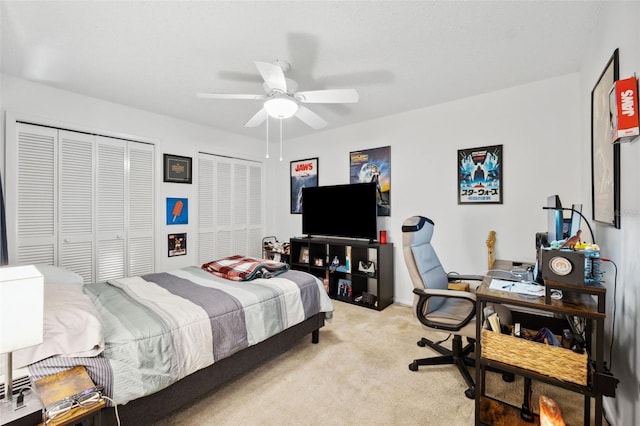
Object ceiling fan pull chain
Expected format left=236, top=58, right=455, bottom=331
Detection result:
left=265, top=116, right=269, bottom=159
left=279, top=119, right=283, bottom=161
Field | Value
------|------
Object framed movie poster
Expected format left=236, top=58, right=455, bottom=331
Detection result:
left=168, top=233, right=186, bottom=257
left=166, top=198, right=188, bottom=225
left=591, top=48, right=621, bottom=228
left=290, top=158, right=318, bottom=214
left=458, top=145, right=503, bottom=204
left=350, top=146, right=391, bottom=216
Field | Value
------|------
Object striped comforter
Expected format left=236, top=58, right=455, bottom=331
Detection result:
left=29, top=266, right=333, bottom=405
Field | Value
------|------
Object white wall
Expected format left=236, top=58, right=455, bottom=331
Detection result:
left=579, top=3, right=640, bottom=425
left=270, top=73, right=582, bottom=307
left=0, top=73, right=264, bottom=273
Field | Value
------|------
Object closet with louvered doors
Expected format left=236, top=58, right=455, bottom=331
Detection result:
left=7, top=122, right=154, bottom=284
left=197, top=152, right=264, bottom=264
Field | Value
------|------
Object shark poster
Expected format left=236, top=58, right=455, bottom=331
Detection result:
left=350, top=146, right=391, bottom=216
left=290, top=158, right=318, bottom=214
left=458, top=145, right=503, bottom=204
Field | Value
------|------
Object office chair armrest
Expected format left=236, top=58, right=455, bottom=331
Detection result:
left=412, top=288, right=476, bottom=332
left=447, top=273, right=484, bottom=282
left=414, top=288, right=476, bottom=301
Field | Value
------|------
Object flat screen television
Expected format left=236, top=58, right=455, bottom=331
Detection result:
left=302, top=183, right=378, bottom=241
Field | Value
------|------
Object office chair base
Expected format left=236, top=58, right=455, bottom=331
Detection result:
left=409, top=335, right=477, bottom=399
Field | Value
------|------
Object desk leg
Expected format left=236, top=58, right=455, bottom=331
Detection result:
left=475, top=299, right=483, bottom=425
left=584, top=395, right=591, bottom=426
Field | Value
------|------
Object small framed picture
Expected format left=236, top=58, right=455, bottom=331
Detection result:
left=299, top=247, right=310, bottom=264
left=168, top=233, right=187, bottom=257
left=337, top=278, right=352, bottom=298
left=164, top=154, right=192, bottom=184
left=166, top=198, right=188, bottom=225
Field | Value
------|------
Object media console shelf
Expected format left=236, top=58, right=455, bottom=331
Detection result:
left=290, top=237, right=393, bottom=311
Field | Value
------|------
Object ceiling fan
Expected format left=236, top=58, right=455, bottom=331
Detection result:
left=197, top=60, right=359, bottom=130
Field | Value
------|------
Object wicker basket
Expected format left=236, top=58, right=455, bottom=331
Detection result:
left=481, top=329, right=588, bottom=386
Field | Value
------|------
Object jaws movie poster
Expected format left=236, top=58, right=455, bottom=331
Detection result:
left=457, top=145, right=503, bottom=204
left=290, top=158, right=318, bottom=214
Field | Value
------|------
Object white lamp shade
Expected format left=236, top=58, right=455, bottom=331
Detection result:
left=264, top=97, right=299, bottom=119
left=0, top=265, right=44, bottom=353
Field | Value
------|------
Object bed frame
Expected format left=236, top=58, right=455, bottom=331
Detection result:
left=100, top=312, right=326, bottom=425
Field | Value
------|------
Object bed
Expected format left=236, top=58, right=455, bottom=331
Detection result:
left=14, top=260, right=333, bottom=425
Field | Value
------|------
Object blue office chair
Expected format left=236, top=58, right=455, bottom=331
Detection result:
left=402, top=215, right=511, bottom=399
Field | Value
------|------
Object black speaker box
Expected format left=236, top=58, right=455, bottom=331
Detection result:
left=541, top=249, right=585, bottom=286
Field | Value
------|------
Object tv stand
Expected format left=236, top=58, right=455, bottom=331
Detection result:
left=290, top=237, right=393, bottom=310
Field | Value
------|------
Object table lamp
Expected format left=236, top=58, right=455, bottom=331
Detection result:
left=0, top=265, right=44, bottom=404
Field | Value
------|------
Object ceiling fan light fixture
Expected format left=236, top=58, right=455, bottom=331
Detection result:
left=264, top=97, right=298, bottom=119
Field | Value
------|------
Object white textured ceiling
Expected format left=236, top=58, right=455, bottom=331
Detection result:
left=1, top=1, right=604, bottom=141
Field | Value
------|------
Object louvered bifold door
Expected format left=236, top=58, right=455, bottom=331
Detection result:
left=198, top=154, right=215, bottom=264
left=247, top=163, right=264, bottom=258
left=58, top=130, right=95, bottom=283
left=96, top=136, right=126, bottom=282
left=214, top=158, right=233, bottom=259
left=197, top=154, right=265, bottom=261
left=128, top=142, right=154, bottom=277
left=232, top=162, right=249, bottom=256
left=13, top=123, right=57, bottom=265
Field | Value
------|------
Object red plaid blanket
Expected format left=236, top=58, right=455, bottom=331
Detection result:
left=201, top=255, right=289, bottom=281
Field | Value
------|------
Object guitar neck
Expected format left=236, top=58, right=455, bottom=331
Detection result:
left=486, top=231, right=496, bottom=269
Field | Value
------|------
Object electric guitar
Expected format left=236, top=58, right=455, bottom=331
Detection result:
left=486, top=230, right=496, bottom=269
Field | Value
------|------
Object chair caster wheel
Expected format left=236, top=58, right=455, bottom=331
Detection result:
left=409, top=362, right=419, bottom=371
left=464, top=387, right=475, bottom=400
left=502, top=373, right=515, bottom=382
left=417, top=339, right=426, bottom=347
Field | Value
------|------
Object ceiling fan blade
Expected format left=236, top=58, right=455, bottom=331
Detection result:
left=255, top=61, right=288, bottom=92
left=295, top=106, right=328, bottom=130
left=295, top=89, right=359, bottom=104
left=244, top=108, right=268, bottom=128
left=197, top=92, right=267, bottom=100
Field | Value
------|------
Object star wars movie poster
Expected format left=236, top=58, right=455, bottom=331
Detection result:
left=290, top=158, right=318, bottom=214
left=350, top=146, right=391, bottom=216
left=458, top=145, right=503, bottom=204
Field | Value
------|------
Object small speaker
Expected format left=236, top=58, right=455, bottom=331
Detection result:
left=541, top=249, right=585, bottom=286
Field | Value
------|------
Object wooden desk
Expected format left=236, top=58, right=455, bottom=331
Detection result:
left=474, top=259, right=615, bottom=426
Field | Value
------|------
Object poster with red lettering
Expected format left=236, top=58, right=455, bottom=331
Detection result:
left=290, top=157, right=319, bottom=214
left=349, top=146, right=391, bottom=216
left=458, top=145, right=503, bottom=204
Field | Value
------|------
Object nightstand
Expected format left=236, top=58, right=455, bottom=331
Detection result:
left=34, top=366, right=105, bottom=426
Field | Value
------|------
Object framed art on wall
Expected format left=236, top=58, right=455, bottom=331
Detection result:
left=290, top=157, right=318, bottom=214
left=349, top=146, right=391, bottom=216
left=591, top=48, right=621, bottom=228
left=168, top=233, right=186, bottom=257
left=163, top=154, right=192, bottom=184
left=166, top=198, right=188, bottom=225
left=458, top=145, right=502, bottom=204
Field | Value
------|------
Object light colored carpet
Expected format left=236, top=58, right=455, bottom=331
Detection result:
left=152, top=301, right=591, bottom=425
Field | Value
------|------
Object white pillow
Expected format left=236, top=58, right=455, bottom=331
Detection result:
left=12, top=283, right=104, bottom=368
